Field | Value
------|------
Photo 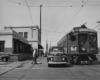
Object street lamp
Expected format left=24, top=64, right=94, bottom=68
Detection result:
left=40, top=4, right=42, bottom=45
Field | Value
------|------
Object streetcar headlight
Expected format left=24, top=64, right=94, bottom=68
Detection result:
left=81, top=47, right=85, bottom=51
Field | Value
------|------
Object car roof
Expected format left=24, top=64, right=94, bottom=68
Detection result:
left=50, top=46, right=63, bottom=49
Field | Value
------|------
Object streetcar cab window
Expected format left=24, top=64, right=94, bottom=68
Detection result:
left=89, top=34, right=97, bottom=42
left=89, top=33, right=97, bottom=47
left=78, top=34, right=88, bottom=52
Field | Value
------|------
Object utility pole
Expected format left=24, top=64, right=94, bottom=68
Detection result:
left=50, top=41, right=51, bottom=48
left=40, top=4, right=42, bottom=44
left=46, top=40, right=48, bottom=53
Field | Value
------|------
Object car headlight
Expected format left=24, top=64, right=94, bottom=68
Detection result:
left=62, top=58, right=65, bottom=61
left=51, top=58, right=53, bottom=61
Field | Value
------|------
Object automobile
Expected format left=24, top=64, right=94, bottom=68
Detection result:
left=0, top=53, right=10, bottom=62
left=47, top=46, right=68, bottom=67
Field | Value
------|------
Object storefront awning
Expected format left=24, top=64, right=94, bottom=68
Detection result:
left=38, top=44, right=43, bottom=49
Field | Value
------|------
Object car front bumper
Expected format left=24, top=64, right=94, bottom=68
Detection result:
left=48, top=61, right=68, bottom=64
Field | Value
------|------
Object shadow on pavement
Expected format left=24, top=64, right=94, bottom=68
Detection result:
left=74, top=60, right=100, bottom=66
left=49, top=64, right=73, bottom=68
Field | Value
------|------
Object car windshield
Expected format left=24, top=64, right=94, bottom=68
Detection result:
left=51, top=47, right=64, bottom=52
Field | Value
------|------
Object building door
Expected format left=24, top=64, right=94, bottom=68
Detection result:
left=0, top=41, right=5, bottom=52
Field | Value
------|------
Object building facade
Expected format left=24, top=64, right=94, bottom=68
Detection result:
left=0, top=29, right=32, bottom=61
left=4, top=26, right=41, bottom=49
left=0, top=26, right=43, bottom=61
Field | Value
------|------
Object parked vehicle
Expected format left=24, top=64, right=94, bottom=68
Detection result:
left=47, top=46, right=68, bottom=67
left=0, top=53, right=10, bottom=62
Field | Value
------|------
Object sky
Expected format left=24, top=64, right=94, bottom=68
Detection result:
left=0, top=0, right=100, bottom=50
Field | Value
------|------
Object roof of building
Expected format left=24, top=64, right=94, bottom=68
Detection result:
left=0, top=29, right=29, bottom=44
left=4, top=26, right=39, bottom=29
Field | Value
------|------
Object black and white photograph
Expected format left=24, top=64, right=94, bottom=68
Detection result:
left=0, top=0, right=100, bottom=80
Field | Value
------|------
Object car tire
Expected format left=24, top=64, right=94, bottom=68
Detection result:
left=48, top=64, right=51, bottom=67
left=2, top=58, right=7, bottom=62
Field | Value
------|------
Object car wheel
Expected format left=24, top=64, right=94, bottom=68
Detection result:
left=2, top=58, right=7, bottom=62
left=48, top=64, right=51, bottom=67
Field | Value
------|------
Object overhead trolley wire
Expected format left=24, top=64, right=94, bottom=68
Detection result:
left=25, top=0, right=34, bottom=25
left=64, top=0, right=88, bottom=31
left=8, top=0, right=34, bottom=25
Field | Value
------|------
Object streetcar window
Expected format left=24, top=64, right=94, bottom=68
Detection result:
left=90, top=35, right=96, bottom=42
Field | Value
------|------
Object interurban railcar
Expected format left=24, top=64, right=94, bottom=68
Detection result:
left=57, top=24, right=98, bottom=64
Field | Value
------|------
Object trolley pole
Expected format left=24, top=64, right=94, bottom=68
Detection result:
left=40, top=4, right=42, bottom=44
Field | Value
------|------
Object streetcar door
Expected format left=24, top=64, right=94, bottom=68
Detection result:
left=78, top=34, right=88, bottom=53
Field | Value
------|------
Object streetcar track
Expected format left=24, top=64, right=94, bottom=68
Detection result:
left=0, top=66, right=17, bottom=76
left=17, top=64, right=34, bottom=80
left=83, top=65, right=100, bottom=75
left=0, top=61, right=34, bottom=80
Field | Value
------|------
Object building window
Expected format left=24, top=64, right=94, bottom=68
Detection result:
left=0, top=41, right=5, bottom=52
left=19, top=32, right=23, bottom=37
left=24, top=32, right=28, bottom=39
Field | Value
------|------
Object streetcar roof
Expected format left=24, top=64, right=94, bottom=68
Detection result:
left=57, top=26, right=97, bottom=45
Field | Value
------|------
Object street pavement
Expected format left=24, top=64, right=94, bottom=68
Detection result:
left=0, top=55, right=100, bottom=80
left=0, top=60, right=30, bottom=75
left=0, top=57, right=43, bottom=76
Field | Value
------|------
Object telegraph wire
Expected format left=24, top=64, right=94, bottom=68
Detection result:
left=24, top=0, right=34, bottom=25
left=64, top=0, right=88, bottom=31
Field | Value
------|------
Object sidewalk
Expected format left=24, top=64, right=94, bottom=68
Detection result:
left=0, top=57, right=44, bottom=76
